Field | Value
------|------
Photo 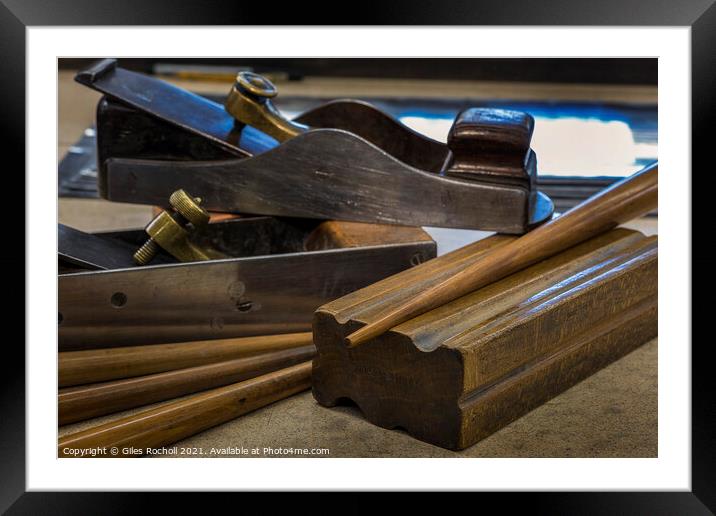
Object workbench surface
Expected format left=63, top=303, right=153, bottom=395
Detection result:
left=58, top=69, right=657, bottom=457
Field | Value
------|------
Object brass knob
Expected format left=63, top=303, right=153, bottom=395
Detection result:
left=225, top=71, right=307, bottom=143
left=236, top=71, right=278, bottom=99
left=169, top=189, right=210, bottom=227
left=133, top=189, right=223, bottom=265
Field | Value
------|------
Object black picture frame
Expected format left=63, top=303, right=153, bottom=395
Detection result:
left=4, top=1, right=712, bottom=512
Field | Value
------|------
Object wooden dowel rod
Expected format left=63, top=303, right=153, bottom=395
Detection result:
left=58, top=361, right=312, bottom=457
left=346, top=162, right=658, bottom=347
left=59, top=332, right=313, bottom=387
left=59, top=344, right=316, bottom=425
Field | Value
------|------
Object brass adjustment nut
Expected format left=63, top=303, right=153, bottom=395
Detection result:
left=236, top=71, right=278, bottom=98
left=225, top=71, right=308, bottom=143
left=169, top=189, right=210, bottom=227
left=133, top=189, right=224, bottom=265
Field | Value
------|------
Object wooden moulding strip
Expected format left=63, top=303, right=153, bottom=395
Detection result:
left=456, top=296, right=657, bottom=449
left=311, top=229, right=658, bottom=450
left=59, top=345, right=316, bottom=425
left=404, top=230, right=652, bottom=352
left=456, top=242, right=657, bottom=391
left=326, top=234, right=514, bottom=324
left=58, top=332, right=313, bottom=387
left=58, top=361, right=312, bottom=457
left=345, top=164, right=657, bottom=347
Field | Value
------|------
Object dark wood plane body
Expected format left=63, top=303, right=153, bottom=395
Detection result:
left=76, top=59, right=554, bottom=233
left=312, top=228, right=657, bottom=450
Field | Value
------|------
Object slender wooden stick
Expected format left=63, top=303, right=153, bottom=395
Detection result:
left=59, top=332, right=313, bottom=387
left=346, top=162, right=658, bottom=347
left=58, top=361, right=312, bottom=457
left=59, top=344, right=316, bottom=425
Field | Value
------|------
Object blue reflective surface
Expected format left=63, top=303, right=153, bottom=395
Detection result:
left=390, top=101, right=657, bottom=178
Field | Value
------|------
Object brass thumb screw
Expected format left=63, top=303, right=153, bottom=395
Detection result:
left=133, top=189, right=212, bottom=265
left=133, top=238, right=161, bottom=266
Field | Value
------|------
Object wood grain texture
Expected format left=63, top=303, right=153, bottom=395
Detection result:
left=58, top=362, right=312, bottom=457
left=305, top=220, right=433, bottom=251
left=58, top=344, right=316, bottom=425
left=59, top=332, right=313, bottom=387
left=313, top=228, right=657, bottom=450
left=295, top=99, right=448, bottom=173
left=346, top=163, right=657, bottom=346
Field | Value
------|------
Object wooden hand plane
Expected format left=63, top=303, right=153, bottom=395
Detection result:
left=76, top=59, right=554, bottom=234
